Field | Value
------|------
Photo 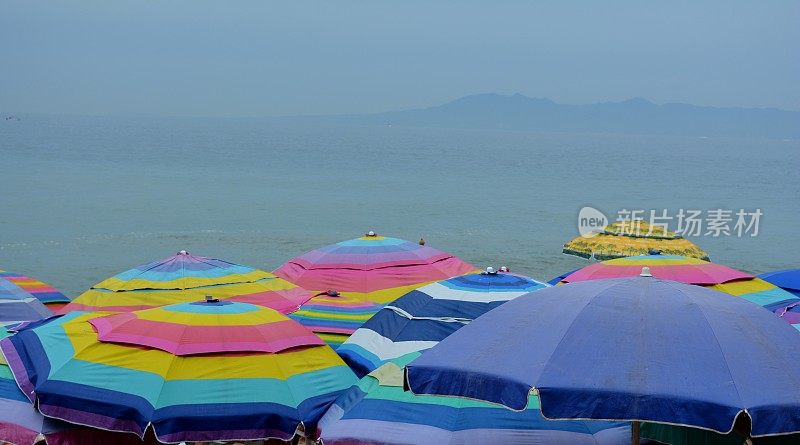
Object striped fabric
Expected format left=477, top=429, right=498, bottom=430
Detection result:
left=338, top=272, right=548, bottom=377
left=0, top=269, right=69, bottom=308
left=90, top=301, right=325, bottom=355
left=61, top=251, right=312, bottom=314
left=275, top=236, right=476, bottom=347
left=1, top=331, right=163, bottom=445
left=1, top=301, right=358, bottom=443
left=318, top=355, right=630, bottom=445
left=563, top=255, right=751, bottom=284
left=758, top=269, right=800, bottom=327
left=0, top=330, right=58, bottom=445
left=560, top=255, right=800, bottom=329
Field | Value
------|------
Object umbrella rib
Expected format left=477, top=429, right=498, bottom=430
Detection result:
left=672, top=285, right=746, bottom=433
left=534, top=280, right=625, bottom=402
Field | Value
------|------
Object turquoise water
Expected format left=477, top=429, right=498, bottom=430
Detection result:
left=1, top=115, right=798, bottom=297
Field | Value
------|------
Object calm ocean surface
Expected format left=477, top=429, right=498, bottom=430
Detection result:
left=1, top=115, right=798, bottom=297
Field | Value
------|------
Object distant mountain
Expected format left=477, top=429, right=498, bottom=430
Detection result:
left=295, top=93, right=799, bottom=139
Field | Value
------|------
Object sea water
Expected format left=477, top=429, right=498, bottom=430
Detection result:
left=1, top=115, right=798, bottom=297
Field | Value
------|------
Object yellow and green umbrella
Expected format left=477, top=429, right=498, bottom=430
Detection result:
left=563, top=220, right=709, bottom=261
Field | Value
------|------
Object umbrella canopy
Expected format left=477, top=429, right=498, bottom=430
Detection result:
left=0, top=294, right=51, bottom=328
left=559, top=255, right=800, bottom=329
left=1, top=269, right=69, bottom=311
left=562, top=220, right=709, bottom=261
left=275, top=234, right=476, bottom=346
left=1, top=331, right=162, bottom=445
left=1, top=328, right=62, bottom=445
left=406, top=277, right=800, bottom=438
left=759, top=269, right=800, bottom=297
left=1, top=300, right=358, bottom=443
left=318, top=355, right=630, bottom=445
left=337, top=270, right=548, bottom=377
left=61, top=250, right=312, bottom=314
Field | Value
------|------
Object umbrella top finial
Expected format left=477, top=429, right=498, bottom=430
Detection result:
left=640, top=266, right=653, bottom=277
left=325, top=289, right=340, bottom=296
left=499, top=266, right=510, bottom=272
left=484, top=266, right=497, bottom=275
left=204, top=295, right=220, bottom=303
left=366, top=230, right=377, bottom=237
left=178, top=250, right=189, bottom=255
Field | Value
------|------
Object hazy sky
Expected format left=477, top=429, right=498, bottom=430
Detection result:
left=2, top=1, right=798, bottom=116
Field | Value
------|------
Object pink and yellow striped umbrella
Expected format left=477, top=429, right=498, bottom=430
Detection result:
left=275, top=234, right=476, bottom=346
left=61, top=251, right=312, bottom=315
left=560, top=255, right=800, bottom=329
left=1, top=300, right=358, bottom=443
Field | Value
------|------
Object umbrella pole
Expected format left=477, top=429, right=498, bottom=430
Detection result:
left=631, top=421, right=640, bottom=445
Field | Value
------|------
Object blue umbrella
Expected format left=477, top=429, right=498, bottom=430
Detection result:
left=759, top=269, right=800, bottom=298
left=406, top=276, right=800, bottom=441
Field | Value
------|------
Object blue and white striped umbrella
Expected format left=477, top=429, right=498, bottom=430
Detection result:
left=337, top=271, right=548, bottom=377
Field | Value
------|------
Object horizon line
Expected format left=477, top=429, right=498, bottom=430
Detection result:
left=2, top=92, right=799, bottom=120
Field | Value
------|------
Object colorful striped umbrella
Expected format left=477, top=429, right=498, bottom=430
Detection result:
left=1, top=300, right=358, bottom=443
left=0, top=293, right=50, bottom=329
left=562, top=220, right=709, bottom=261
left=758, top=269, right=800, bottom=327
left=318, top=354, right=630, bottom=445
left=1, top=331, right=162, bottom=445
left=405, top=277, right=800, bottom=440
left=0, top=270, right=69, bottom=311
left=559, top=255, right=800, bottom=329
left=275, top=234, right=476, bottom=347
left=0, top=328, right=62, bottom=445
left=61, top=250, right=312, bottom=314
left=337, top=270, right=548, bottom=377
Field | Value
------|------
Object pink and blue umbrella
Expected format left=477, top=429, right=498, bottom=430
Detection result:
left=275, top=234, right=476, bottom=346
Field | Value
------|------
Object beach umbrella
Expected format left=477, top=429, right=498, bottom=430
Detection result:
left=0, top=269, right=69, bottom=312
left=1, top=331, right=162, bottom=445
left=337, top=269, right=548, bottom=377
left=759, top=269, right=800, bottom=297
left=759, top=269, right=800, bottom=327
left=558, top=254, right=800, bottom=329
left=274, top=233, right=476, bottom=346
left=0, top=292, right=50, bottom=328
left=405, top=277, right=800, bottom=442
left=61, top=250, right=312, bottom=314
left=318, top=354, right=630, bottom=445
left=1, top=299, right=358, bottom=443
left=562, top=220, right=709, bottom=261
